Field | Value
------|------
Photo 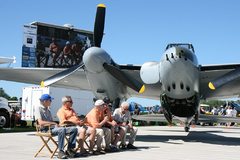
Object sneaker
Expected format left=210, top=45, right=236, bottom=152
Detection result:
left=127, top=143, right=137, bottom=149
left=119, top=143, right=127, bottom=150
left=105, top=145, right=119, bottom=153
left=79, top=149, right=89, bottom=156
left=65, top=148, right=76, bottom=158
left=104, top=148, right=113, bottom=153
left=58, top=150, right=67, bottom=159
left=89, top=150, right=101, bottom=155
left=98, top=150, right=106, bottom=154
left=110, top=145, right=119, bottom=152
left=88, top=150, right=94, bottom=155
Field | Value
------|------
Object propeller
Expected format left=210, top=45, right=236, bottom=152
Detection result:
left=41, top=62, right=84, bottom=87
left=94, top=4, right=145, bottom=93
left=103, top=63, right=145, bottom=93
left=208, top=67, right=240, bottom=90
left=94, top=4, right=105, bottom=47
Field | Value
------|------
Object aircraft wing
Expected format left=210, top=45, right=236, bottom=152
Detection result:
left=132, top=114, right=240, bottom=123
left=120, top=63, right=240, bottom=100
left=200, top=64, right=240, bottom=99
left=0, top=67, right=91, bottom=90
left=0, top=56, right=16, bottom=64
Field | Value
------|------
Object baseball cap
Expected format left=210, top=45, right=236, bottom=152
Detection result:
left=39, top=94, right=54, bottom=101
left=94, top=99, right=105, bottom=106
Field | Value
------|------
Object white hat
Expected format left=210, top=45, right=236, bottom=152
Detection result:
left=94, top=99, right=105, bottom=106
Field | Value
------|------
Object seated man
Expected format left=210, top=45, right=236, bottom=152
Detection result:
left=85, top=99, right=117, bottom=153
left=103, top=97, right=124, bottom=149
left=57, top=96, right=96, bottom=155
left=113, top=101, right=138, bottom=149
left=35, top=94, right=78, bottom=159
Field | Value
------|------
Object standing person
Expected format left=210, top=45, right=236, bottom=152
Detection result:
left=113, top=101, right=138, bottom=149
left=85, top=99, right=117, bottom=153
left=57, top=96, right=96, bottom=155
left=225, top=106, right=233, bottom=127
left=35, top=94, right=78, bottom=159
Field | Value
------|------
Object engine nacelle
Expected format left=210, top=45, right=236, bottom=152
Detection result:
left=83, top=47, right=112, bottom=73
left=140, top=61, right=160, bottom=84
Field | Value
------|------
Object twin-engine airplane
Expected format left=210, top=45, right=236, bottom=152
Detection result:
left=1, top=4, right=240, bottom=132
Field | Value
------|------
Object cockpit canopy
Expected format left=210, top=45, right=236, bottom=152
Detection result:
left=165, top=43, right=195, bottom=53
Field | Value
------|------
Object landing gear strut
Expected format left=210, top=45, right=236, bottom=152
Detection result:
left=163, top=108, right=172, bottom=124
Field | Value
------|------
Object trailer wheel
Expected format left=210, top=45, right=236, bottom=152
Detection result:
left=0, top=112, right=10, bottom=128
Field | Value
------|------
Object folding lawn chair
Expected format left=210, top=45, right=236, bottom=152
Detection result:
left=34, top=123, right=58, bottom=158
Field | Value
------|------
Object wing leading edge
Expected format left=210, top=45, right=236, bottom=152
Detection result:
left=200, top=63, right=240, bottom=99
left=0, top=67, right=91, bottom=90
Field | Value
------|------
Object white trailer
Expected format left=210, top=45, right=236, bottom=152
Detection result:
left=21, top=86, right=95, bottom=122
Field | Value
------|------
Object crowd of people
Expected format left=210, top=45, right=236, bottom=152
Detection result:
left=35, top=94, right=138, bottom=159
left=200, top=104, right=239, bottom=127
left=200, top=105, right=238, bottom=117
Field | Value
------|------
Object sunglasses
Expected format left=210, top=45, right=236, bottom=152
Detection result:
left=66, top=101, right=73, bottom=104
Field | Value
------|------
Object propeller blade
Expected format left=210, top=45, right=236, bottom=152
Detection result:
left=103, top=63, right=145, bottom=93
left=208, top=68, right=240, bottom=90
left=94, top=4, right=106, bottom=47
left=41, top=62, right=84, bottom=87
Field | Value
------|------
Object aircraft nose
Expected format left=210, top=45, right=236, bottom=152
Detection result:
left=166, top=81, right=191, bottom=93
left=160, top=58, right=199, bottom=99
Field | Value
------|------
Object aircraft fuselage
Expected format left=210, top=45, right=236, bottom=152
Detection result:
left=159, top=44, right=200, bottom=125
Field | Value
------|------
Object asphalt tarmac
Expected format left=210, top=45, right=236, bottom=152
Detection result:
left=0, top=125, right=239, bottom=160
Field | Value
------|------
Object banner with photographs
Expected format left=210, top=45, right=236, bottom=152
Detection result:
left=22, top=22, right=94, bottom=68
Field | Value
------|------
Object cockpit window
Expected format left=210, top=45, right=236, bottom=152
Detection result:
left=165, top=43, right=195, bottom=53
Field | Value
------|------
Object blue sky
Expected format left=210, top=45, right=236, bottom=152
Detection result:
left=0, top=0, right=240, bottom=106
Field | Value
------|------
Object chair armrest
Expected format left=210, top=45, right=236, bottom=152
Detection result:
left=36, top=123, right=56, bottom=133
left=60, top=121, right=76, bottom=127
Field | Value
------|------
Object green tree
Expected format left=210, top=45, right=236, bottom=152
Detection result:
left=0, top=88, right=18, bottom=100
left=0, top=88, right=10, bottom=99
left=200, top=99, right=225, bottom=108
left=9, top=97, right=18, bottom=101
